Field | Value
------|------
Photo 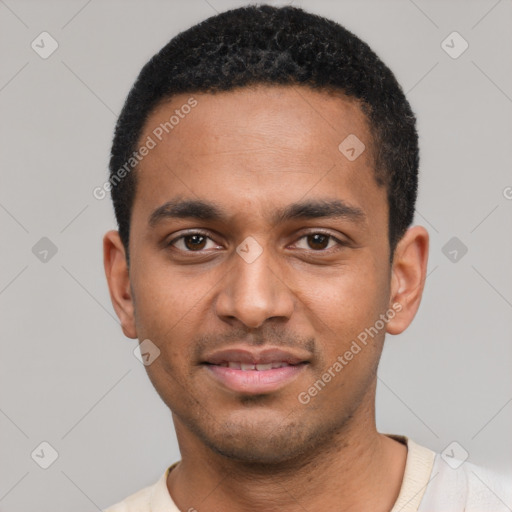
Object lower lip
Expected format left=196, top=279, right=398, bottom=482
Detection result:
left=204, top=364, right=307, bottom=394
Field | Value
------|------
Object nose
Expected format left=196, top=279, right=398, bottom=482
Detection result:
left=214, top=240, right=294, bottom=329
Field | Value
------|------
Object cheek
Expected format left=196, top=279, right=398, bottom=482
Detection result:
left=294, top=266, right=389, bottom=387
left=129, top=256, right=205, bottom=345
left=302, top=271, right=386, bottom=395
left=305, top=262, right=386, bottom=333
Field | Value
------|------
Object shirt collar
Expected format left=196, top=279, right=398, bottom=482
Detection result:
left=149, top=435, right=436, bottom=512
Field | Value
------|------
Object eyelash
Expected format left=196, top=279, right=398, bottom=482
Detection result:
left=167, top=230, right=346, bottom=253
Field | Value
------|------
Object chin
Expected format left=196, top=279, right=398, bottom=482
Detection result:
left=198, top=417, right=319, bottom=466
left=208, top=437, right=309, bottom=466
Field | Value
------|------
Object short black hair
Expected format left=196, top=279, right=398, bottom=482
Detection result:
left=109, top=4, right=418, bottom=261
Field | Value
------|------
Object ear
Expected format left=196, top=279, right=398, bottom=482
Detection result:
left=103, top=230, right=137, bottom=339
left=386, top=225, right=429, bottom=335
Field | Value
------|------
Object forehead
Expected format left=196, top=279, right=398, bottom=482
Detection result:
left=144, top=85, right=371, bottom=161
left=133, top=85, right=385, bottom=226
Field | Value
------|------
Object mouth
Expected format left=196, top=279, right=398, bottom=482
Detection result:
left=203, top=362, right=308, bottom=394
left=208, top=361, right=297, bottom=370
left=201, top=347, right=310, bottom=394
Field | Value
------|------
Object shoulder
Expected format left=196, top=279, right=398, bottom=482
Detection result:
left=464, top=460, right=512, bottom=508
left=102, top=463, right=179, bottom=512
left=102, top=483, right=154, bottom=512
left=420, top=454, right=512, bottom=511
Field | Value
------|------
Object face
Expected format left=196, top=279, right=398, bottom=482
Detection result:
left=104, top=85, right=427, bottom=464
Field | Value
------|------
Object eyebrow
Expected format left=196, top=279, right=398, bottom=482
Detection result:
left=148, top=197, right=366, bottom=227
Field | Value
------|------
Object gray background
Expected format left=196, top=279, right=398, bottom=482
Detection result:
left=1, top=0, right=511, bottom=510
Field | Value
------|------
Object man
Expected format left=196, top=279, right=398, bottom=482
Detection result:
left=102, top=5, right=511, bottom=511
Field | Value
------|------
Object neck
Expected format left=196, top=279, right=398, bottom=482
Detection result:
left=167, top=388, right=407, bottom=512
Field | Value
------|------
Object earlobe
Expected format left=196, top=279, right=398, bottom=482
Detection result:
left=386, top=226, right=429, bottom=335
left=103, top=230, right=138, bottom=339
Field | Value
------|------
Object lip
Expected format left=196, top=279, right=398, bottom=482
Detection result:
left=202, top=347, right=310, bottom=366
left=204, top=363, right=308, bottom=394
left=201, top=346, right=311, bottom=394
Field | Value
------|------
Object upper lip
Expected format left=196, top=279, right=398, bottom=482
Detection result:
left=202, top=346, right=310, bottom=366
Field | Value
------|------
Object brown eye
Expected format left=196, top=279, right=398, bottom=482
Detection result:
left=183, top=234, right=207, bottom=251
left=306, top=233, right=330, bottom=250
left=168, top=231, right=219, bottom=252
left=294, top=232, right=341, bottom=252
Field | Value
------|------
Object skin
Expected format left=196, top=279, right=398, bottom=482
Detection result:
left=104, top=85, right=429, bottom=512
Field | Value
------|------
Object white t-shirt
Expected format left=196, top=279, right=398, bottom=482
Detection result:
left=103, top=434, right=512, bottom=511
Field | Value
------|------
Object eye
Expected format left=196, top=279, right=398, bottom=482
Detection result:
left=168, top=231, right=221, bottom=252
left=167, top=230, right=346, bottom=254
left=293, top=232, right=344, bottom=251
